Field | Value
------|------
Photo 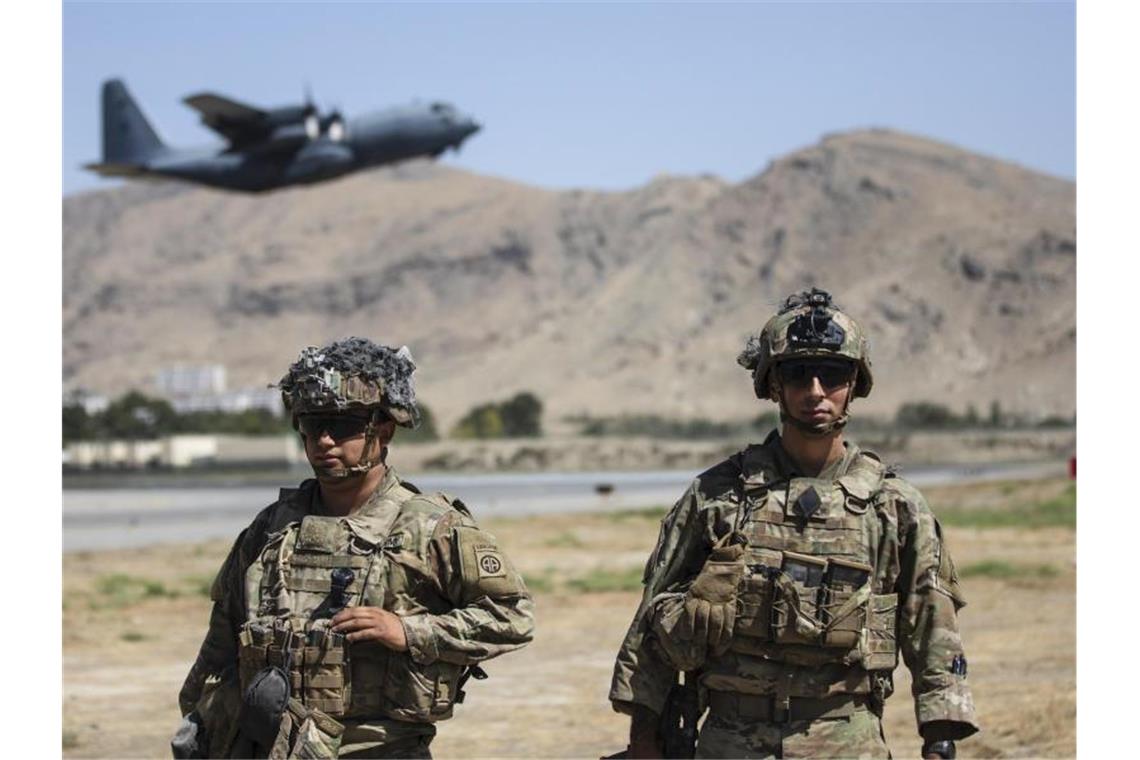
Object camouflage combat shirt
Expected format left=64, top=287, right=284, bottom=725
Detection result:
left=609, top=431, right=979, bottom=741
left=179, top=466, right=535, bottom=754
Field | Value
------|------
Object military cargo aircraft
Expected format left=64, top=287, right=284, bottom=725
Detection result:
left=84, top=79, right=482, bottom=192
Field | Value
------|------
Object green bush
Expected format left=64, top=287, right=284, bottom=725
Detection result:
left=895, top=402, right=959, bottom=429
left=452, top=393, right=542, bottom=439
left=63, top=390, right=290, bottom=442
left=101, top=391, right=180, bottom=440
left=500, top=392, right=543, bottom=437
left=61, top=391, right=454, bottom=443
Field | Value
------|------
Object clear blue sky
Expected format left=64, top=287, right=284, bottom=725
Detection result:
left=63, top=1, right=1074, bottom=196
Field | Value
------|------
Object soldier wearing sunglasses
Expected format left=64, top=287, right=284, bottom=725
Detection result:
left=609, top=290, right=978, bottom=759
left=174, top=337, right=534, bottom=759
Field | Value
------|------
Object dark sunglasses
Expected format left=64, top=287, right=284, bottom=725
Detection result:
left=777, top=360, right=855, bottom=391
left=297, top=414, right=371, bottom=441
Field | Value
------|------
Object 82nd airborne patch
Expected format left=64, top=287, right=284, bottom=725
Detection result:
left=475, top=547, right=506, bottom=578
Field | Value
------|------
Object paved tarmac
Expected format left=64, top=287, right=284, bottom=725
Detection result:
left=63, top=461, right=1067, bottom=552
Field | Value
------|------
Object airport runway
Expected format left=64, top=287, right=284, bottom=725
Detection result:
left=63, top=461, right=1067, bottom=552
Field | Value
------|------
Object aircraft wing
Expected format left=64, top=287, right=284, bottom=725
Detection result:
left=183, top=92, right=271, bottom=146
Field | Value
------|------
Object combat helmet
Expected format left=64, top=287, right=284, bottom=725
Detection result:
left=737, top=288, right=872, bottom=434
left=277, top=337, right=420, bottom=477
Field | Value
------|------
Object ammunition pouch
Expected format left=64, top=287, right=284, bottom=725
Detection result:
left=820, top=562, right=872, bottom=649
left=859, top=593, right=899, bottom=671
left=730, top=551, right=898, bottom=671
left=734, top=566, right=775, bottom=641
left=770, top=552, right=827, bottom=646
left=238, top=617, right=464, bottom=724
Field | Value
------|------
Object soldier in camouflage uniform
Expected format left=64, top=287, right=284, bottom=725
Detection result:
left=609, top=290, right=978, bottom=759
left=173, top=338, right=534, bottom=759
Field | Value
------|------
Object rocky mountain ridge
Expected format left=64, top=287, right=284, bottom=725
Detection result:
left=63, top=129, right=1075, bottom=429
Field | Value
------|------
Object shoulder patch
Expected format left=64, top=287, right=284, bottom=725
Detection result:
left=455, top=525, right=525, bottom=599
left=475, top=548, right=506, bottom=578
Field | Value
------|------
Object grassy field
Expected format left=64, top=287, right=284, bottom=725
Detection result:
left=62, top=478, right=1075, bottom=758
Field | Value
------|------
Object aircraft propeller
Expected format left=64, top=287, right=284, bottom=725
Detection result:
left=322, top=106, right=346, bottom=142
left=302, top=84, right=347, bottom=141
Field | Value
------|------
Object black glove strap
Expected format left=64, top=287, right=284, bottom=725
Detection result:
left=921, top=739, right=956, bottom=759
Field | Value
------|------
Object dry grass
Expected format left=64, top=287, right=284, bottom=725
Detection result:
left=63, top=478, right=1075, bottom=758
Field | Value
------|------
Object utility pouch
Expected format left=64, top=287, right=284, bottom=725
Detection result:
left=734, top=563, right=777, bottom=641
left=820, top=558, right=873, bottom=649
left=238, top=622, right=273, bottom=693
left=382, top=652, right=464, bottom=722
left=239, top=665, right=291, bottom=749
left=858, top=593, right=899, bottom=671
left=266, top=698, right=344, bottom=760
left=771, top=552, right=827, bottom=645
left=301, top=625, right=352, bottom=718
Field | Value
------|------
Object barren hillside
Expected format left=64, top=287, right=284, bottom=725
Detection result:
left=63, top=129, right=1075, bottom=428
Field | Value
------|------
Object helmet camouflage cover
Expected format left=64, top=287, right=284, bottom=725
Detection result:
left=737, top=288, right=873, bottom=400
left=276, top=337, right=420, bottom=428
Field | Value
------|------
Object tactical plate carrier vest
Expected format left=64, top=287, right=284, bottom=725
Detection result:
left=701, top=447, right=901, bottom=698
left=236, top=479, right=467, bottom=724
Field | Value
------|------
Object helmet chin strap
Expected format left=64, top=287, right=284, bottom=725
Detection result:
left=774, top=378, right=856, bottom=438
left=778, top=404, right=850, bottom=437
left=310, top=412, right=388, bottom=480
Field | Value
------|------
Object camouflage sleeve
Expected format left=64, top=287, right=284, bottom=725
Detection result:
left=177, top=517, right=264, bottom=720
left=892, top=479, right=981, bottom=741
left=608, top=480, right=723, bottom=716
left=399, top=512, right=535, bottom=666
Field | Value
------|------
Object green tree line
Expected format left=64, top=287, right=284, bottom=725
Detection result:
left=63, top=391, right=441, bottom=445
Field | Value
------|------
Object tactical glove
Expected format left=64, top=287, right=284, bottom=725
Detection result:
left=682, top=537, right=746, bottom=656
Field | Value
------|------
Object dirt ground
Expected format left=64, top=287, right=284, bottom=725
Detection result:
left=62, top=478, right=1075, bottom=758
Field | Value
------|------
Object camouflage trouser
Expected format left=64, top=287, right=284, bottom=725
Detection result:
left=695, top=703, right=889, bottom=759
left=337, top=719, right=435, bottom=759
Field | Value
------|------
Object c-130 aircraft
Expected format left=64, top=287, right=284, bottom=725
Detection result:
left=85, top=79, right=482, bottom=192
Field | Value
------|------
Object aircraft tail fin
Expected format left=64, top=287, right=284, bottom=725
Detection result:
left=100, top=78, right=165, bottom=165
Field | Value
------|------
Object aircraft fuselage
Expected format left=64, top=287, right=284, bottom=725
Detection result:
left=146, top=105, right=480, bottom=192
left=85, top=80, right=481, bottom=193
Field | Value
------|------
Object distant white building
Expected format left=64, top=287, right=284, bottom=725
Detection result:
left=172, top=387, right=284, bottom=416
left=64, top=433, right=303, bottom=469
left=155, top=364, right=283, bottom=416
left=156, top=365, right=227, bottom=396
